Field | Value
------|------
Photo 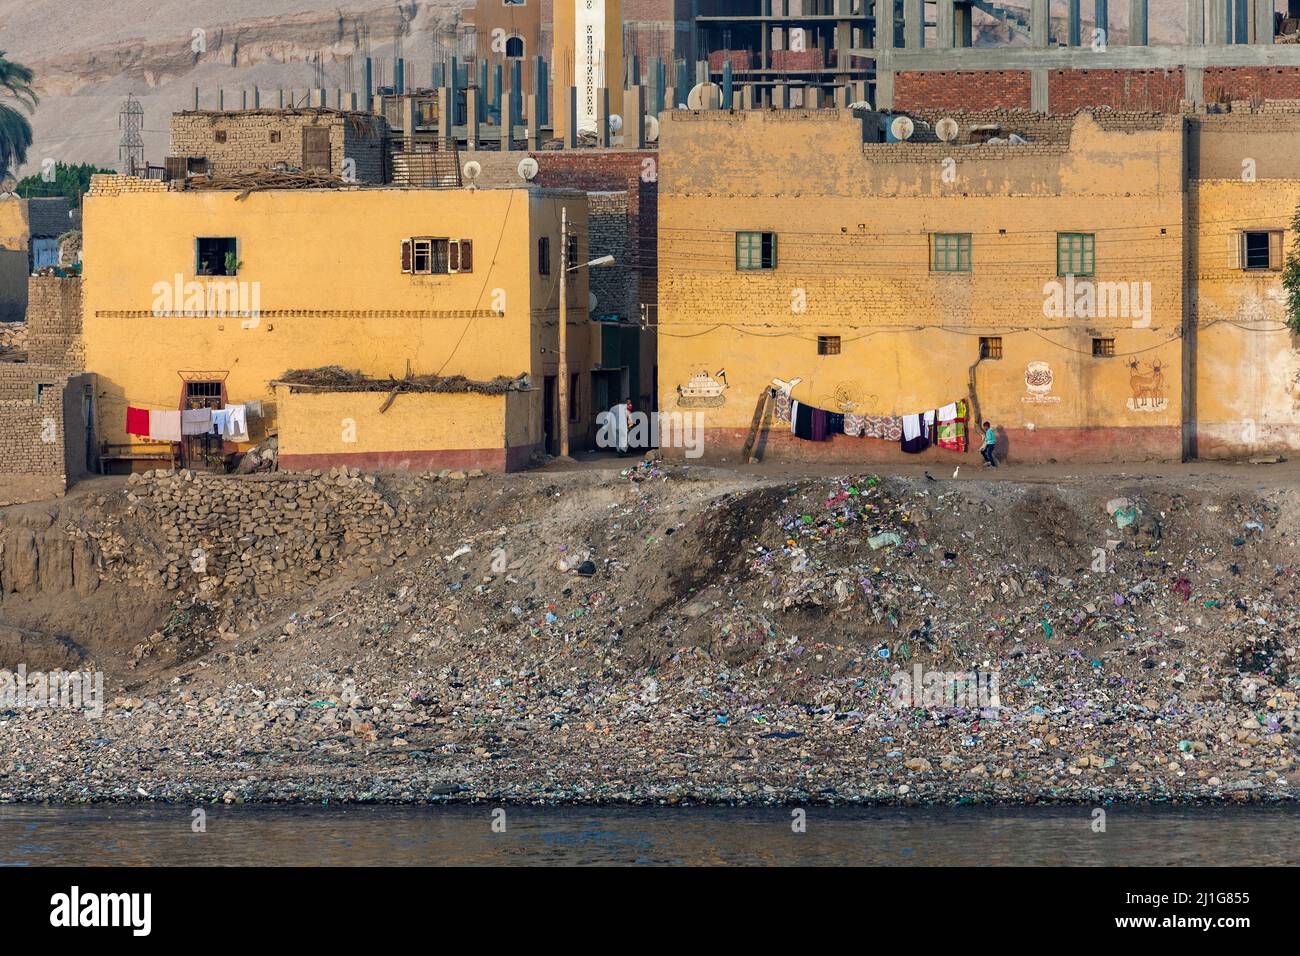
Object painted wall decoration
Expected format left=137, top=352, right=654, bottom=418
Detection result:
left=676, top=369, right=728, bottom=408
left=1021, top=361, right=1061, bottom=404
left=1125, top=358, right=1169, bottom=412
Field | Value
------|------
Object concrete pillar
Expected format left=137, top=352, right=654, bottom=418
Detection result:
left=193, top=86, right=200, bottom=110
left=437, top=88, right=451, bottom=139
left=565, top=87, right=579, bottom=147
left=597, top=87, right=610, bottom=147
left=905, top=0, right=924, bottom=47
left=874, top=50, right=895, bottom=108
left=1254, top=0, right=1275, bottom=43
left=624, top=86, right=647, bottom=147
left=501, top=64, right=514, bottom=150
left=526, top=93, right=543, bottom=149
left=1031, top=68, right=1049, bottom=110
left=1129, top=0, right=1148, bottom=44
left=937, top=0, right=954, bottom=47
left=1234, top=0, right=1248, bottom=42
left=1031, top=0, right=1050, bottom=47
left=774, top=82, right=789, bottom=108
left=742, top=84, right=757, bottom=109
left=1068, top=0, right=1082, bottom=44
left=466, top=87, right=481, bottom=149
left=873, top=0, right=895, bottom=49
left=1209, top=0, right=1228, bottom=42
left=1186, top=0, right=1206, bottom=44
left=278, top=89, right=285, bottom=108
left=402, top=97, right=416, bottom=149
left=1185, top=67, right=1205, bottom=103
left=218, top=88, right=225, bottom=111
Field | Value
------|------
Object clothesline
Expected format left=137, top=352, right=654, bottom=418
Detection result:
left=774, top=385, right=970, bottom=454
left=125, top=401, right=262, bottom=445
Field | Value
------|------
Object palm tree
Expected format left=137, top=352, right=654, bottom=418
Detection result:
left=0, top=52, right=37, bottom=183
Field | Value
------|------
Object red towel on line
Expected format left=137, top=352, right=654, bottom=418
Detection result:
left=126, top=406, right=150, bottom=437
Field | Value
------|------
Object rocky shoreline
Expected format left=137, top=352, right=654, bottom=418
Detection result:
left=1, top=466, right=1297, bottom=807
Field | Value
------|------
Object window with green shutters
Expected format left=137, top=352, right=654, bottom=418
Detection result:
left=932, top=233, right=972, bottom=272
left=1057, top=232, right=1095, bottom=276
left=736, top=231, right=777, bottom=270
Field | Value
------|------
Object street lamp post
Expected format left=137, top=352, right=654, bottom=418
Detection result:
left=556, top=205, right=614, bottom=459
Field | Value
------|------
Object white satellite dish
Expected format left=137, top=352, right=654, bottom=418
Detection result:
left=848, top=100, right=873, bottom=111
left=0, top=174, right=16, bottom=196
left=686, top=82, right=721, bottom=111
left=890, top=116, right=915, bottom=141
left=517, top=156, right=539, bottom=181
left=588, top=292, right=598, bottom=312
left=608, top=113, right=624, bottom=133
left=644, top=115, right=660, bottom=142
left=935, top=117, right=959, bottom=143
left=462, top=160, right=482, bottom=182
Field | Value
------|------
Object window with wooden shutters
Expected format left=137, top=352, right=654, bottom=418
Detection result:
left=449, top=239, right=473, bottom=273
left=402, top=238, right=470, bottom=274
left=1241, top=230, right=1283, bottom=271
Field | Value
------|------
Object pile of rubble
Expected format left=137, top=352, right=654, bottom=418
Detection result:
left=0, top=465, right=1295, bottom=805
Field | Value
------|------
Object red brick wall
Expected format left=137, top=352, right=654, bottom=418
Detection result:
left=894, top=71, right=1033, bottom=111
left=1048, top=69, right=1184, bottom=112
left=1204, top=66, right=1300, bottom=102
left=530, top=150, right=659, bottom=309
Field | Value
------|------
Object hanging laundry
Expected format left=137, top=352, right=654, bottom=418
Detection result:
left=773, top=389, right=792, bottom=424
left=826, top=412, right=845, bottom=435
left=245, top=399, right=265, bottom=418
left=181, top=408, right=212, bottom=436
left=126, top=406, right=150, bottom=437
left=222, top=404, right=250, bottom=443
left=901, top=413, right=930, bottom=454
left=936, top=398, right=969, bottom=452
left=793, top=401, right=814, bottom=440
left=790, top=400, right=801, bottom=435
left=810, top=407, right=829, bottom=441
left=843, top=414, right=866, bottom=437
left=861, top=415, right=903, bottom=442
left=210, top=408, right=230, bottom=436
left=148, top=409, right=182, bottom=442
left=922, top=410, right=936, bottom=443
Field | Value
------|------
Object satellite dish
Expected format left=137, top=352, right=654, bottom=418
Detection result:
left=517, top=157, right=539, bottom=181
left=848, top=100, right=873, bottom=111
left=0, top=174, right=16, bottom=196
left=890, top=116, right=915, bottom=141
left=462, top=160, right=482, bottom=182
left=608, top=113, right=623, bottom=133
left=588, top=292, right=598, bottom=312
left=686, top=82, right=721, bottom=111
left=644, top=115, right=660, bottom=142
left=936, top=117, right=959, bottom=142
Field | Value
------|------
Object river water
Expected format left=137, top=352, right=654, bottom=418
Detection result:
left=0, top=804, right=1295, bottom=866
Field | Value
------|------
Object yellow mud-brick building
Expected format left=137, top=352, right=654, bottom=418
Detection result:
left=657, top=107, right=1300, bottom=463
left=81, top=177, right=598, bottom=471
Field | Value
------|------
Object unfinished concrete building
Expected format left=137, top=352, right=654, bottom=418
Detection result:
left=687, top=1, right=1300, bottom=112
